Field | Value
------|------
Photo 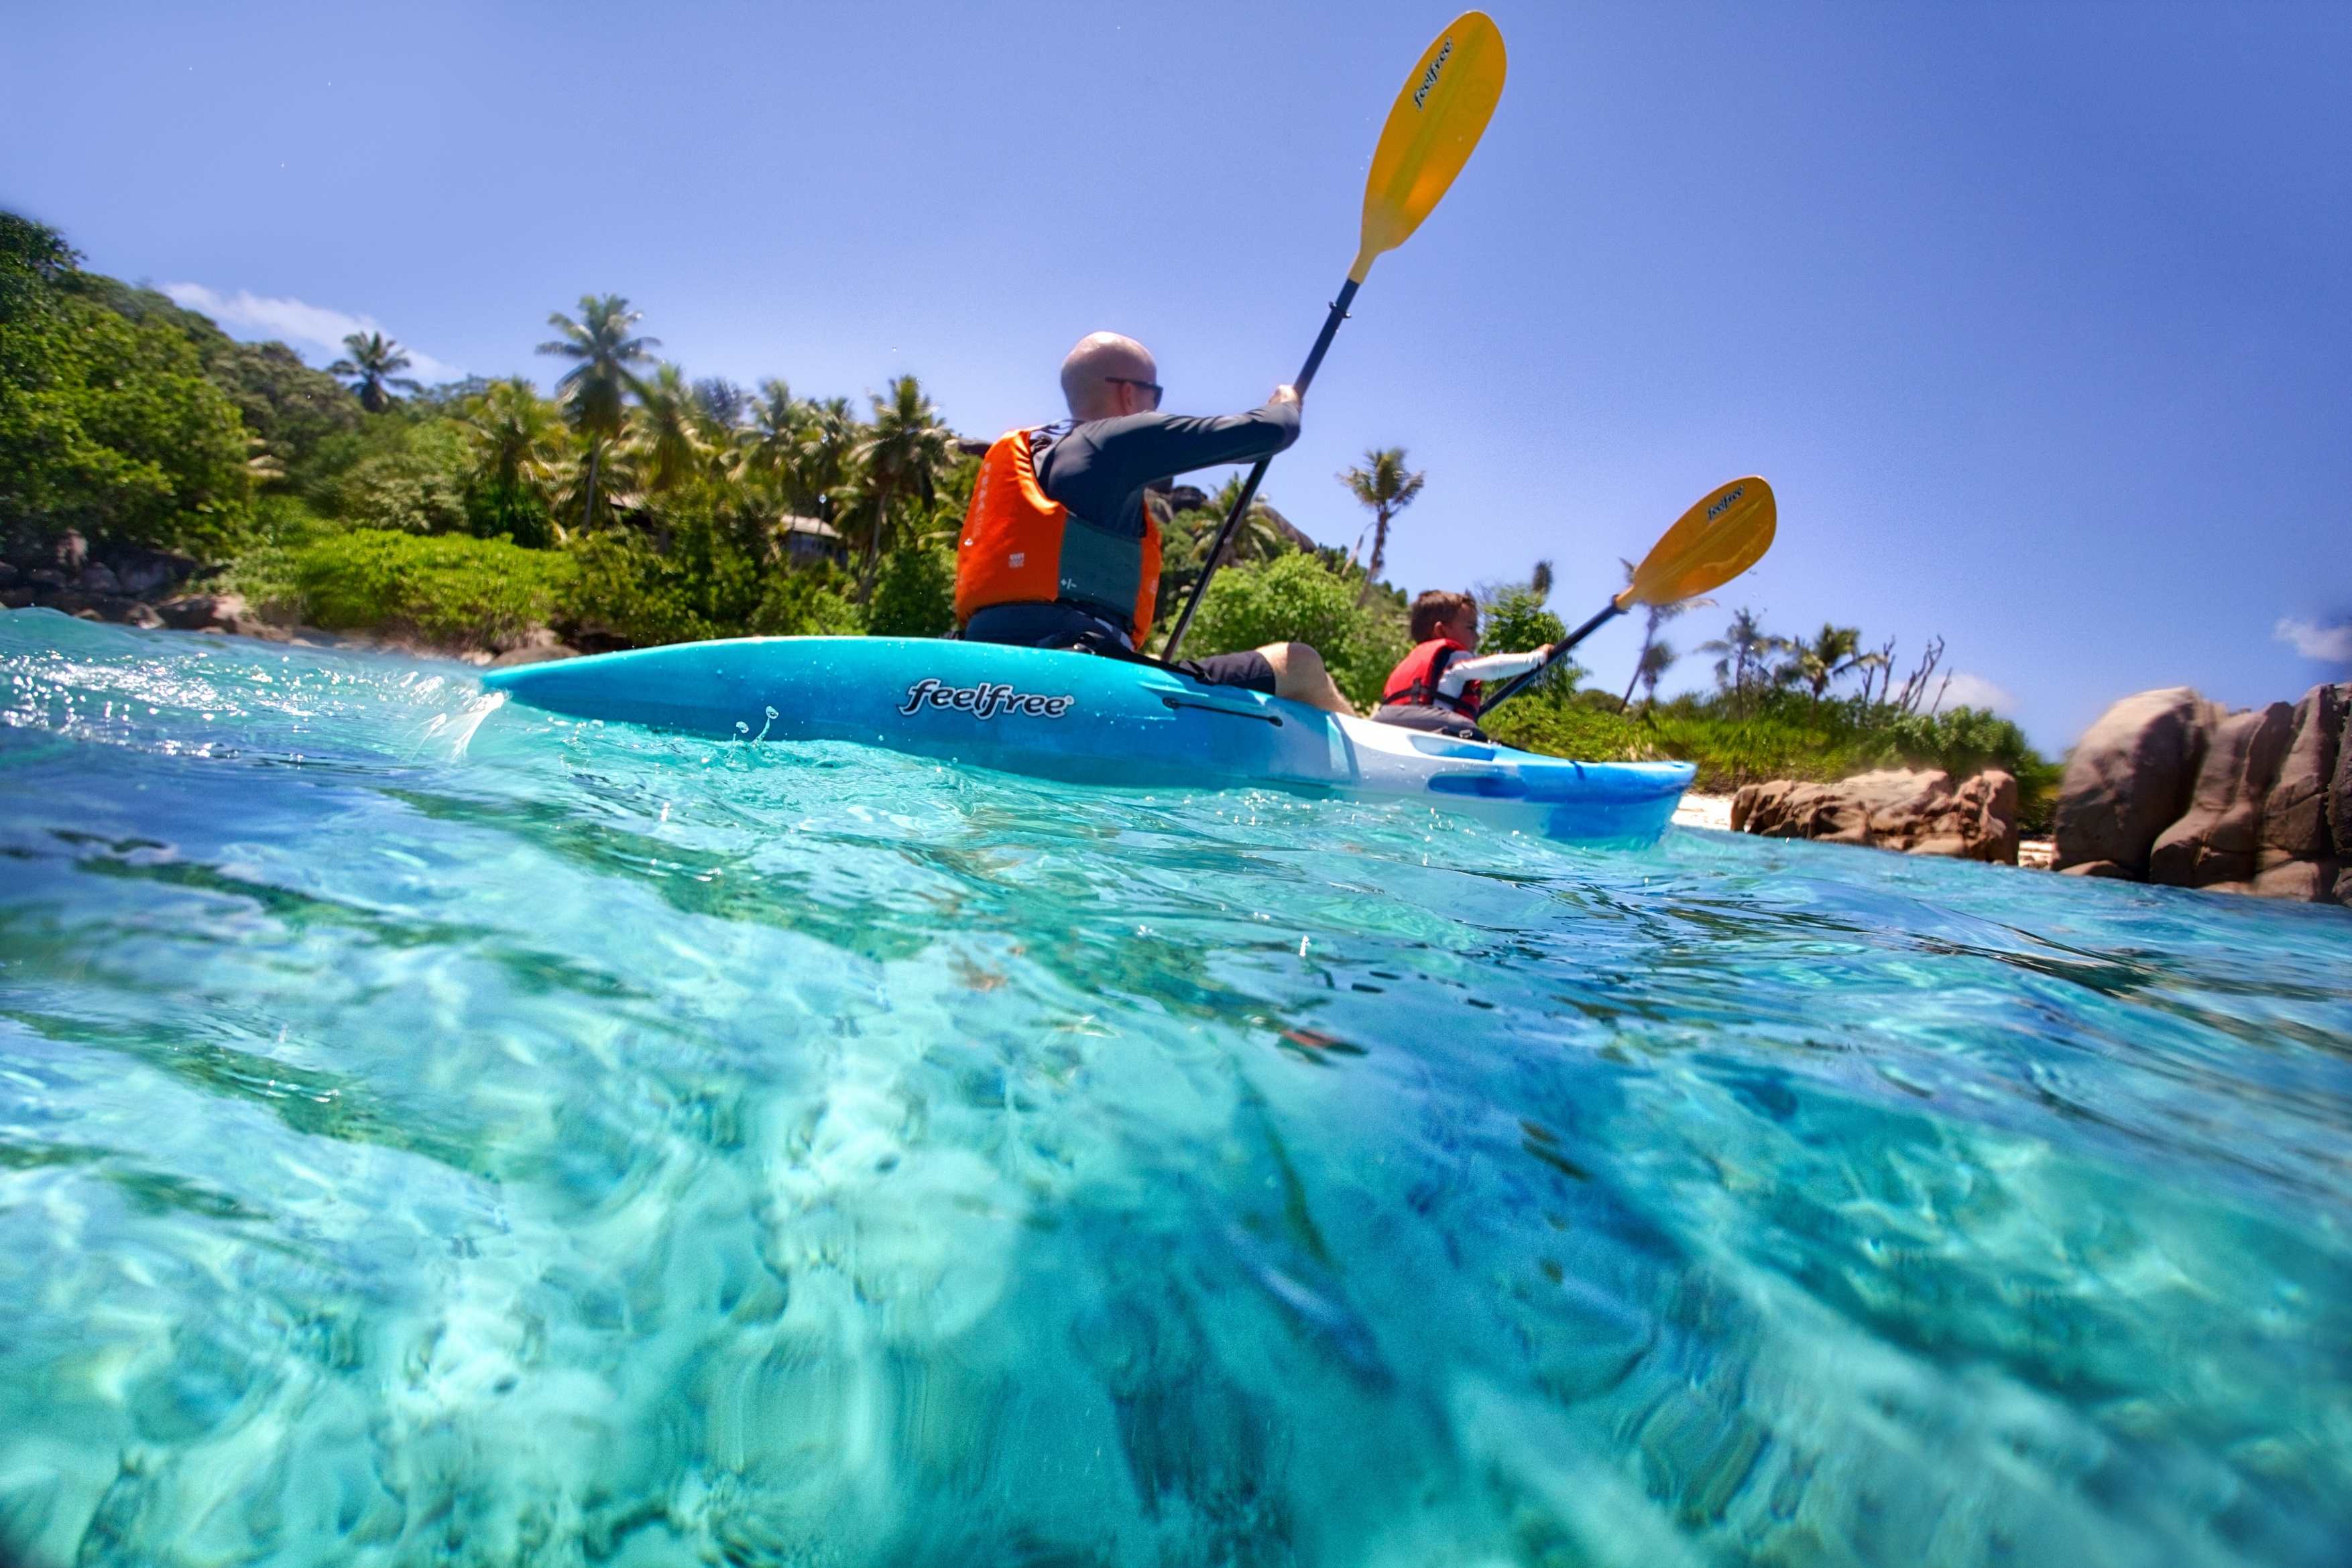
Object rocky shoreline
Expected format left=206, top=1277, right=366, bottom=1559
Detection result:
left=1696, top=683, right=2348, bottom=908
left=0, top=528, right=573, bottom=668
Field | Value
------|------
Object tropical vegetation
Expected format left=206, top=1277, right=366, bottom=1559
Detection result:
left=1, top=209, right=2050, bottom=821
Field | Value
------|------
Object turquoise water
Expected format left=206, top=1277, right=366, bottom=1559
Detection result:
left=2, top=609, right=2348, bottom=1568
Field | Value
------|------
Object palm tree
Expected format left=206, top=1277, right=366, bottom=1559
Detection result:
left=1202, top=473, right=1289, bottom=564
left=630, top=364, right=712, bottom=497
left=735, top=379, right=812, bottom=499
left=1781, top=623, right=1866, bottom=709
left=1338, top=447, right=1425, bottom=606
left=455, top=377, right=567, bottom=541
left=1699, top=607, right=1779, bottom=714
left=457, top=378, right=567, bottom=494
left=1633, top=638, right=1678, bottom=712
left=799, top=396, right=862, bottom=522
left=328, top=332, right=422, bottom=413
left=537, top=295, right=658, bottom=532
left=1617, top=556, right=1712, bottom=710
left=851, top=374, right=954, bottom=594
left=692, top=376, right=749, bottom=429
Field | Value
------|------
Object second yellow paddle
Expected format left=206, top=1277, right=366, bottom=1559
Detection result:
left=1161, top=11, right=1508, bottom=658
left=1482, top=477, right=1779, bottom=712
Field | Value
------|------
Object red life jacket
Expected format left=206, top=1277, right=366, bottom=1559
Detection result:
left=1382, top=638, right=1481, bottom=717
left=953, top=428, right=1163, bottom=643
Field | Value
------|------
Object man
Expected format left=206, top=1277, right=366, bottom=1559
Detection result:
left=953, top=332, right=1355, bottom=714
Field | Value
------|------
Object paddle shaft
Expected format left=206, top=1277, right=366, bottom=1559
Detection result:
left=1480, top=599, right=1625, bottom=713
left=1159, top=277, right=1362, bottom=659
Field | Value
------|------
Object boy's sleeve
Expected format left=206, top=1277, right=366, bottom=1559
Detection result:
left=1440, top=648, right=1549, bottom=695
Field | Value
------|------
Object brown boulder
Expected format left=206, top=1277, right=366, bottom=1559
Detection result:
left=2052, top=688, right=2217, bottom=876
left=155, top=592, right=281, bottom=640
left=1732, top=768, right=2019, bottom=863
left=2335, top=701, right=2352, bottom=876
left=2259, top=683, right=2347, bottom=862
left=2148, top=703, right=2295, bottom=888
left=2251, top=859, right=2339, bottom=903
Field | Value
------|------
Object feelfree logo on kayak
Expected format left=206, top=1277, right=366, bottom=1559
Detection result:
left=900, top=678, right=1074, bottom=720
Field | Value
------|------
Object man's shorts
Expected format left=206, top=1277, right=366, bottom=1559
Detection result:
left=1171, top=648, right=1277, bottom=694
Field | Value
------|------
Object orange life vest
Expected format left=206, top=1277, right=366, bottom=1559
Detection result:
left=1381, top=637, right=1481, bottom=717
left=953, top=428, right=1162, bottom=643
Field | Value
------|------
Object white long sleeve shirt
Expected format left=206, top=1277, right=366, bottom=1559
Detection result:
left=1436, top=646, right=1548, bottom=697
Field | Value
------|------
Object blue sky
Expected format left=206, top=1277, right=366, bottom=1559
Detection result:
left=6, top=1, right=2347, bottom=746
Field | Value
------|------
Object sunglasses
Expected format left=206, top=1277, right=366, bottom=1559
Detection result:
left=1106, top=376, right=1163, bottom=406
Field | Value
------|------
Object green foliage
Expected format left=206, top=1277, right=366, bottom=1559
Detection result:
left=55, top=274, right=362, bottom=467
left=330, top=418, right=473, bottom=534
left=563, top=519, right=756, bottom=646
left=292, top=528, right=575, bottom=648
left=0, top=247, right=253, bottom=554
left=1478, top=583, right=1582, bottom=697
left=558, top=509, right=861, bottom=646
left=748, top=568, right=865, bottom=638
left=0, top=212, right=78, bottom=320
left=865, top=544, right=955, bottom=638
left=1183, top=552, right=1409, bottom=710
left=217, top=492, right=345, bottom=619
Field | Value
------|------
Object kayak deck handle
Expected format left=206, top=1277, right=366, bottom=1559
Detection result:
left=1161, top=695, right=1285, bottom=727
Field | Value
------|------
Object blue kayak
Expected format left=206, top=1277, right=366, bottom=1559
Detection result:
left=481, top=636, right=1694, bottom=845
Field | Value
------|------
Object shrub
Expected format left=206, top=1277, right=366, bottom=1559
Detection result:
left=1180, top=552, right=1409, bottom=710
left=292, top=528, right=575, bottom=648
left=466, top=479, right=556, bottom=548
left=219, top=493, right=345, bottom=620
left=865, top=544, right=955, bottom=638
left=561, top=513, right=767, bottom=645
left=750, top=569, right=864, bottom=637
left=1482, top=698, right=1656, bottom=762
left=560, top=511, right=861, bottom=646
left=327, top=419, right=473, bottom=534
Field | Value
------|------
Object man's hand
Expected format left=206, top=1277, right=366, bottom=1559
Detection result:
left=1269, top=383, right=1301, bottom=409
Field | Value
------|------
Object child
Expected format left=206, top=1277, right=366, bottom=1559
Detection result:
left=1373, top=589, right=1554, bottom=741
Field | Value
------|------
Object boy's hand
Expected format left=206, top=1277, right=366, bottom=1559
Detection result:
left=1269, top=383, right=1301, bottom=409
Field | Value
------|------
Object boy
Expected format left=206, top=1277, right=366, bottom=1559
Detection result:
left=1373, top=589, right=1554, bottom=741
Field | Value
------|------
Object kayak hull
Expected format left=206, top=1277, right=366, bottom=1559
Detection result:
left=481, top=637, right=1694, bottom=845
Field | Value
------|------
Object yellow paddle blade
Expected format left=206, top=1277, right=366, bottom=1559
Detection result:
left=1617, top=476, right=1777, bottom=609
left=1349, top=11, right=1509, bottom=283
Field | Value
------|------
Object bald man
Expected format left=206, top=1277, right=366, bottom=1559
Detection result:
left=953, top=332, right=1354, bottom=714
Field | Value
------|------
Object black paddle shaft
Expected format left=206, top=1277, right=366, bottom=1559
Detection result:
left=1160, top=277, right=1362, bottom=659
left=1480, top=600, right=1626, bottom=714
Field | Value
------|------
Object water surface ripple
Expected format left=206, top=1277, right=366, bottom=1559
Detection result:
left=3, top=609, right=2349, bottom=1567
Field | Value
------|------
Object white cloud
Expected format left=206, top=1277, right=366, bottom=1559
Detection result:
left=2274, top=615, right=2352, bottom=664
left=1934, top=670, right=2015, bottom=715
left=162, top=282, right=460, bottom=381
